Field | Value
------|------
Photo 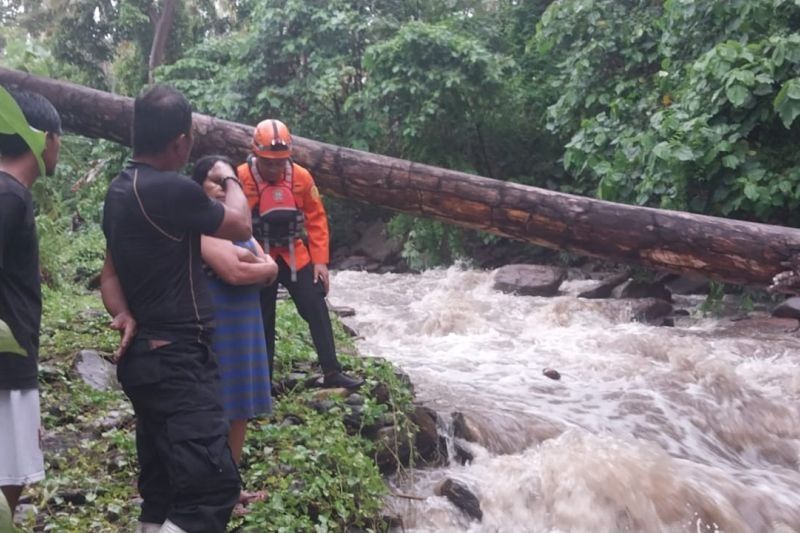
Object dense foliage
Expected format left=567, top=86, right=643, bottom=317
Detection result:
left=540, top=0, right=800, bottom=224
left=6, top=0, right=800, bottom=265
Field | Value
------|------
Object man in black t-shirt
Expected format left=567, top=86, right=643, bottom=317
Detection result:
left=101, top=86, right=251, bottom=533
left=0, top=87, right=61, bottom=519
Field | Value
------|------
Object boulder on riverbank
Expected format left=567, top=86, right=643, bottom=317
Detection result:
left=73, top=350, right=118, bottom=391
left=630, top=298, right=674, bottom=323
left=577, top=272, right=629, bottom=299
left=331, top=220, right=405, bottom=273
left=612, top=279, right=672, bottom=301
left=410, top=406, right=447, bottom=466
left=492, top=264, right=566, bottom=297
left=374, top=425, right=413, bottom=474
left=434, top=478, right=483, bottom=522
left=772, top=296, right=800, bottom=320
left=452, top=412, right=484, bottom=443
left=663, top=273, right=711, bottom=295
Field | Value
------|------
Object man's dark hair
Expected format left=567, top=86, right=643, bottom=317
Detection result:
left=0, top=87, right=62, bottom=157
left=132, top=85, right=193, bottom=156
left=191, top=155, right=235, bottom=186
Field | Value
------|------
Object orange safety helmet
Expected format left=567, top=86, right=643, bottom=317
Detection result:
left=252, top=119, right=292, bottom=159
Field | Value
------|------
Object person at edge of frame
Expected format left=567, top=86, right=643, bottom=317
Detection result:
left=100, top=85, right=250, bottom=533
left=0, top=86, right=61, bottom=523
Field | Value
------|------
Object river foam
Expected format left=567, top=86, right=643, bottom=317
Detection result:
left=329, top=267, right=800, bottom=532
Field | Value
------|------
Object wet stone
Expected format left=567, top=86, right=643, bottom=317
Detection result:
left=279, top=414, right=304, bottom=427
left=493, top=264, right=566, bottom=297
left=453, top=442, right=474, bottom=465
left=434, top=478, right=483, bottom=522
left=304, top=373, right=325, bottom=388
left=330, top=305, right=356, bottom=318
left=452, top=412, right=483, bottom=444
left=542, top=368, right=561, bottom=381
left=312, top=387, right=349, bottom=402
left=310, top=400, right=336, bottom=413
left=371, top=382, right=391, bottom=404
left=772, top=296, right=800, bottom=320
left=577, top=272, right=629, bottom=299
left=612, top=279, right=672, bottom=302
left=665, top=274, right=710, bottom=295
left=282, top=372, right=308, bottom=389
left=380, top=515, right=404, bottom=530
left=343, top=405, right=363, bottom=434
left=349, top=220, right=403, bottom=264
left=73, top=350, right=119, bottom=392
left=341, top=322, right=360, bottom=338
left=345, top=393, right=364, bottom=406
left=410, top=406, right=445, bottom=465
left=631, top=298, right=673, bottom=323
left=374, top=426, right=409, bottom=473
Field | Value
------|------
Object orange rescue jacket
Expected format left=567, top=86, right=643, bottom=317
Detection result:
left=237, top=161, right=330, bottom=270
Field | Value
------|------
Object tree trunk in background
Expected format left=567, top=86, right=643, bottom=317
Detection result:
left=147, top=0, right=178, bottom=83
left=2, top=67, right=799, bottom=286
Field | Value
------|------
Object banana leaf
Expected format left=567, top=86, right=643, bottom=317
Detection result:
left=0, top=85, right=46, bottom=176
left=0, top=319, right=27, bottom=357
left=0, top=489, right=14, bottom=533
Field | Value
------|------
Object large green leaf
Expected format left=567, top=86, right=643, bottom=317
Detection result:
left=0, top=86, right=46, bottom=176
left=0, top=478, right=15, bottom=532
left=774, top=78, right=800, bottom=129
left=0, top=319, right=27, bottom=357
left=673, top=144, right=695, bottom=161
left=725, top=84, right=749, bottom=107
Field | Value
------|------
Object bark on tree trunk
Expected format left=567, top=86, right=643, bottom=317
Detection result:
left=148, top=0, right=178, bottom=84
left=2, top=67, right=799, bottom=286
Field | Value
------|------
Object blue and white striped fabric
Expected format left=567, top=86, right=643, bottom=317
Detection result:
left=206, top=240, right=271, bottom=420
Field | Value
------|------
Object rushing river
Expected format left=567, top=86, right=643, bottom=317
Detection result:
left=328, top=267, right=800, bottom=533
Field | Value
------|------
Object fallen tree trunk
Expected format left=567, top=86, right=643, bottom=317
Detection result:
left=2, top=67, right=799, bottom=286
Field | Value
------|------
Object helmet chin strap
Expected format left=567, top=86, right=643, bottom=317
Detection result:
left=249, top=155, right=292, bottom=184
left=248, top=154, right=264, bottom=183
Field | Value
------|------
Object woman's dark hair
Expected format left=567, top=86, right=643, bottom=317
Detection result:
left=132, top=85, right=192, bottom=156
left=0, top=87, right=62, bottom=157
left=191, top=154, right=235, bottom=185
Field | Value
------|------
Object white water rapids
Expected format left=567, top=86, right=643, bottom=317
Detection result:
left=328, top=267, right=800, bottom=533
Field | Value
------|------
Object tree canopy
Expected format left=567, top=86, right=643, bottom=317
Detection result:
left=3, top=0, right=800, bottom=266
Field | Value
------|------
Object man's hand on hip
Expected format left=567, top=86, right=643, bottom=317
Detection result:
left=110, top=311, right=137, bottom=361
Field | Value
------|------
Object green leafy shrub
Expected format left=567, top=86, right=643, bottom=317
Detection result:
left=535, top=0, right=800, bottom=224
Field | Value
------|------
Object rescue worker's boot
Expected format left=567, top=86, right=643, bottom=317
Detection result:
left=322, top=370, right=364, bottom=389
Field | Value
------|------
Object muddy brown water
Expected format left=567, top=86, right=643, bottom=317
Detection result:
left=329, top=268, right=800, bottom=533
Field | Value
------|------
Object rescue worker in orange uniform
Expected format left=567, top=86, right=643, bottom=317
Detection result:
left=238, top=119, right=363, bottom=389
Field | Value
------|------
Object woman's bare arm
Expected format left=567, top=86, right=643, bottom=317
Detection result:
left=201, top=236, right=278, bottom=286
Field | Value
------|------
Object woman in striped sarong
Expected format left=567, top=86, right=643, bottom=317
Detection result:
left=192, top=155, right=278, bottom=509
